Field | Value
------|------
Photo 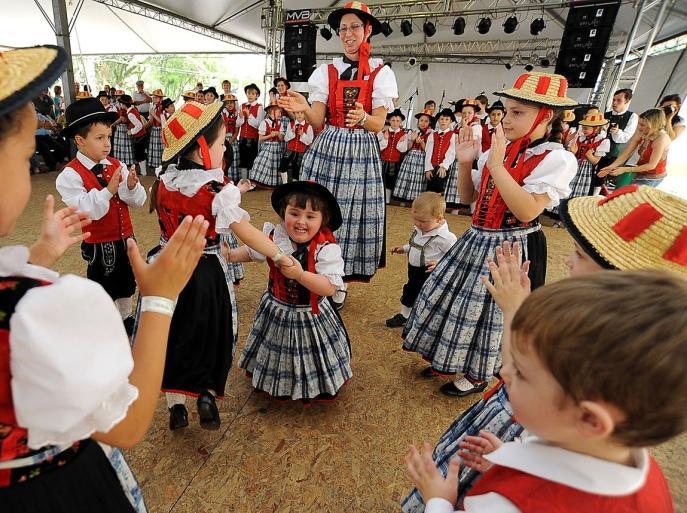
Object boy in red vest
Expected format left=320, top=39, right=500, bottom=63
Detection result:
left=56, top=98, right=147, bottom=333
left=237, top=83, right=264, bottom=180
left=424, top=108, right=456, bottom=194
left=119, top=94, right=149, bottom=176
left=379, top=108, right=409, bottom=204
left=481, top=100, right=505, bottom=153
left=406, top=270, right=684, bottom=513
left=280, top=110, right=314, bottom=184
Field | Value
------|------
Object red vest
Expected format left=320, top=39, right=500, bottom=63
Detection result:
left=69, top=157, right=135, bottom=243
left=327, top=63, right=384, bottom=128
left=287, top=121, right=311, bottom=153
left=472, top=149, right=550, bottom=229
left=126, top=107, right=146, bottom=138
left=482, top=123, right=498, bottom=153
left=380, top=129, right=407, bottom=163
left=411, top=129, right=430, bottom=151
left=430, top=131, right=453, bottom=167
left=150, top=103, right=163, bottom=128
left=263, top=118, right=281, bottom=137
left=637, top=138, right=667, bottom=176
left=222, top=108, right=238, bottom=136
left=239, top=103, right=261, bottom=139
left=466, top=456, right=674, bottom=513
left=575, top=135, right=604, bottom=162
left=0, top=276, right=50, bottom=486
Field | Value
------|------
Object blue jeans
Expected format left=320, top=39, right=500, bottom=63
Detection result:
left=632, top=177, right=664, bottom=187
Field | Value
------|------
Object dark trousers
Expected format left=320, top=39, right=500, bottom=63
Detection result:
left=382, top=160, right=402, bottom=190
left=426, top=165, right=448, bottom=193
left=239, top=138, right=259, bottom=169
left=133, top=133, right=149, bottom=163
left=279, top=150, right=305, bottom=181
left=401, top=264, right=430, bottom=308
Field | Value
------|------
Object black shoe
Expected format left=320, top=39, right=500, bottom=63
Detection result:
left=331, top=291, right=346, bottom=311
left=385, top=313, right=408, bottom=328
left=123, top=316, right=135, bottom=337
left=197, top=391, right=221, bottom=430
left=440, top=379, right=488, bottom=397
left=419, top=366, right=436, bottom=379
left=168, top=404, right=188, bottom=431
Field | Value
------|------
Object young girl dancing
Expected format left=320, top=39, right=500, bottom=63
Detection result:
left=225, top=181, right=351, bottom=403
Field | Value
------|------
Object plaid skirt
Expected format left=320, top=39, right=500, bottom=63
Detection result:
left=393, top=149, right=427, bottom=201
left=300, top=126, right=385, bottom=280
left=146, top=126, right=163, bottom=168
left=443, top=162, right=461, bottom=207
left=249, top=141, right=282, bottom=187
left=221, top=231, right=244, bottom=284
left=550, top=159, right=590, bottom=215
left=402, top=224, right=543, bottom=380
left=238, top=292, right=352, bottom=400
left=228, top=140, right=240, bottom=183
left=113, top=125, right=135, bottom=166
left=401, top=382, right=524, bottom=512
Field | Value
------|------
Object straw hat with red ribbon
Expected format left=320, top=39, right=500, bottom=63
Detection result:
left=113, top=89, right=125, bottom=97
left=460, top=99, right=479, bottom=111
left=76, top=91, right=92, bottom=100
left=559, top=185, right=687, bottom=276
left=151, top=88, right=164, bottom=97
left=563, top=109, right=576, bottom=122
left=223, top=93, right=237, bottom=102
left=161, top=100, right=224, bottom=166
left=414, top=108, right=435, bottom=120
left=579, top=112, right=608, bottom=127
left=181, top=91, right=197, bottom=100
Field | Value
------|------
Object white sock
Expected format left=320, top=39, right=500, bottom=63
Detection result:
left=385, top=188, right=392, bottom=204
left=114, top=297, right=132, bottom=320
left=333, top=283, right=347, bottom=303
left=166, top=392, right=186, bottom=408
left=280, top=172, right=288, bottom=184
left=139, top=160, right=147, bottom=176
left=240, top=168, right=248, bottom=180
left=593, top=186, right=602, bottom=196
left=400, top=305, right=411, bottom=318
left=470, top=201, right=476, bottom=214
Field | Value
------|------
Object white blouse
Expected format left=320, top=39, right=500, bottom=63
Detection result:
left=308, top=57, right=398, bottom=112
left=1, top=245, right=138, bottom=450
left=473, top=141, right=577, bottom=209
left=247, top=222, right=345, bottom=289
left=401, top=221, right=458, bottom=267
left=378, top=127, right=409, bottom=153
left=284, top=121, right=314, bottom=146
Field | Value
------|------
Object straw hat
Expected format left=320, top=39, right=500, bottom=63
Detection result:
left=113, top=89, right=125, bottom=97
left=579, top=112, right=608, bottom=127
left=161, top=100, right=224, bottom=164
left=328, top=2, right=382, bottom=36
left=75, top=91, right=92, bottom=99
left=414, top=108, right=435, bottom=120
left=182, top=91, right=197, bottom=100
left=223, top=93, right=237, bottom=102
left=265, top=99, right=281, bottom=112
left=0, top=45, right=67, bottom=117
left=559, top=185, right=687, bottom=275
left=563, top=109, right=576, bottom=122
left=151, top=88, right=164, bottom=97
left=460, top=99, right=479, bottom=111
left=495, top=72, right=578, bottom=108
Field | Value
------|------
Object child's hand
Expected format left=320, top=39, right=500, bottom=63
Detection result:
left=456, top=126, right=480, bottom=164
left=127, top=165, right=139, bottom=190
left=128, top=215, right=208, bottom=300
left=280, top=255, right=303, bottom=279
left=384, top=130, right=389, bottom=140
left=426, top=260, right=437, bottom=272
left=438, top=166, right=447, bottom=178
left=459, top=430, right=503, bottom=474
left=29, top=195, right=92, bottom=268
left=107, top=166, right=122, bottom=195
left=237, top=179, right=255, bottom=194
left=405, top=442, right=460, bottom=506
left=425, top=170, right=433, bottom=181
left=221, top=240, right=232, bottom=262
left=390, top=246, right=405, bottom=254
left=585, top=149, right=595, bottom=160
left=569, top=141, right=578, bottom=154
left=486, top=125, right=507, bottom=171
left=482, top=240, right=531, bottom=316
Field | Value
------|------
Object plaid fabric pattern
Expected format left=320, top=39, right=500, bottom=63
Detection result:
left=238, top=292, right=352, bottom=400
left=393, top=149, right=427, bottom=201
left=401, top=383, right=524, bottom=512
left=300, top=126, right=385, bottom=279
left=228, top=140, right=240, bottom=183
left=402, top=225, right=541, bottom=380
left=443, top=162, right=461, bottom=206
left=113, top=124, right=135, bottom=165
left=550, top=159, right=592, bottom=215
left=249, top=141, right=283, bottom=187
left=221, top=232, right=245, bottom=284
left=146, top=126, right=163, bottom=168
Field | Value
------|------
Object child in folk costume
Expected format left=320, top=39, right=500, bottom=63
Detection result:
left=227, top=181, right=351, bottom=402
left=249, top=100, right=285, bottom=188
left=475, top=94, right=489, bottom=124
left=119, top=94, right=149, bottom=176
left=182, top=91, right=197, bottom=103
left=274, top=76, right=293, bottom=155
left=386, top=192, right=457, bottom=328
left=0, top=44, right=208, bottom=513
left=480, top=100, right=505, bottom=153
left=378, top=108, right=409, bottom=204
left=445, top=100, right=482, bottom=209
left=567, top=112, right=609, bottom=198
left=424, top=108, right=456, bottom=195
left=151, top=100, right=292, bottom=431
left=402, top=185, right=687, bottom=512
left=56, top=98, right=147, bottom=334
left=161, top=97, right=175, bottom=120
left=204, top=87, right=219, bottom=104
left=237, top=83, right=264, bottom=180
left=146, top=89, right=165, bottom=174
left=407, top=270, right=685, bottom=513
left=112, top=90, right=135, bottom=166
left=393, top=109, right=434, bottom=202
left=561, top=109, right=577, bottom=148
left=279, top=110, right=314, bottom=184
left=221, top=93, right=241, bottom=183
left=403, top=72, right=577, bottom=397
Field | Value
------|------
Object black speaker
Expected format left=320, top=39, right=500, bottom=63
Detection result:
left=284, top=21, right=317, bottom=82
left=555, top=0, right=620, bottom=88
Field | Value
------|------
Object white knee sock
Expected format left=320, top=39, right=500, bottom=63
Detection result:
left=280, top=172, right=288, bottom=184
left=592, top=186, right=602, bottom=196
left=166, top=392, right=186, bottom=408
left=385, top=188, right=392, bottom=204
left=400, top=305, right=412, bottom=318
left=138, top=160, right=147, bottom=176
left=240, top=167, right=248, bottom=180
left=114, top=297, right=132, bottom=320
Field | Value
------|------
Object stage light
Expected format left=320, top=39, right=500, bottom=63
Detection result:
left=505, top=63, right=512, bottom=70
left=320, top=27, right=332, bottom=40
left=503, top=15, right=518, bottom=34
left=420, top=63, right=429, bottom=72
left=476, top=17, right=492, bottom=35
left=540, top=57, right=550, bottom=67
left=401, top=20, right=413, bottom=36
left=423, top=21, right=436, bottom=37
left=381, top=21, right=393, bottom=37
left=452, top=17, right=466, bottom=35
left=524, top=64, right=534, bottom=71
left=530, top=18, right=546, bottom=35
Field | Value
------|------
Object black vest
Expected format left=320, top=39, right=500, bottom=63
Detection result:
left=604, top=110, right=633, bottom=158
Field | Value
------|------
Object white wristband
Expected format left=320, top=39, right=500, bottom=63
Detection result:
left=140, top=296, right=176, bottom=317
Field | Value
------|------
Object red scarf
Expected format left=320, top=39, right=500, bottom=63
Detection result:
left=504, top=107, right=551, bottom=174
left=357, top=22, right=372, bottom=80
left=307, top=227, right=337, bottom=314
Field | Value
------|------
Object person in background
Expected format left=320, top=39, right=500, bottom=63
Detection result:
left=53, top=85, right=65, bottom=119
left=222, top=79, right=232, bottom=97
left=659, top=94, right=685, bottom=141
left=475, top=94, right=489, bottom=124
left=132, top=80, right=151, bottom=120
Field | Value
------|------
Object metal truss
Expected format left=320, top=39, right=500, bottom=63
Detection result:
left=92, top=0, right=264, bottom=52
left=262, top=0, right=284, bottom=91
left=317, top=52, right=516, bottom=64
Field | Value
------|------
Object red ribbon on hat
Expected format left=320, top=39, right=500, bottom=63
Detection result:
left=357, top=22, right=372, bottom=80
left=504, top=106, right=551, bottom=174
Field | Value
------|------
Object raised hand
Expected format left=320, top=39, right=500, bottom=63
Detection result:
left=127, top=165, right=139, bottom=190
left=482, top=240, right=531, bottom=317
left=107, top=166, right=122, bottom=195
left=456, top=126, right=480, bottom=164
left=277, top=90, right=309, bottom=113
left=486, top=124, right=507, bottom=171
left=459, top=430, right=503, bottom=474
left=405, top=442, right=460, bottom=506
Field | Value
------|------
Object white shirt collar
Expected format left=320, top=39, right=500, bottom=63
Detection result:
left=486, top=438, right=649, bottom=496
left=612, top=107, right=631, bottom=115
left=0, top=246, right=59, bottom=282
left=413, top=220, right=451, bottom=239
left=436, top=127, right=452, bottom=134
left=525, top=140, right=563, bottom=155
left=76, top=151, right=110, bottom=169
left=389, top=127, right=403, bottom=133
left=160, top=164, right=225, bottom=197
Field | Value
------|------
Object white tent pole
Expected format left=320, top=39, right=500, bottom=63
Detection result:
left=52, top=0, right=76, bottom=106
